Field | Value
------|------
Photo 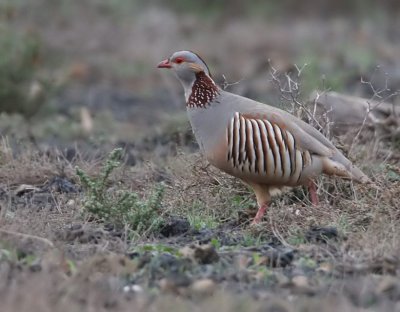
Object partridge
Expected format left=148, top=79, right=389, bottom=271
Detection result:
left=158, top=51, right=369, bottom=224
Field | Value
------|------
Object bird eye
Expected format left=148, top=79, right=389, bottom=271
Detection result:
left=175, top=57, right=184, bottom=64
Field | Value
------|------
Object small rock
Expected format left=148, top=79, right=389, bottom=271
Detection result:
left=292, top=275, right=309, bottom=288
left=79, top=229, right=104, bottom=244
left=42, top=176, right=79, bottom=193
left=123, top=284, right=143, bottom=294
left=290, top=275, right=315, bottom=296
left=160, top=216, right=190, bottom=237
left=190, top=278, right=216, bottom=296
left=159, top=275, right=191, bottom=295
left=159, top=278, right=175, bottom=293
left=179, top=245, right=193, bottom=258
left=316, top=262, right=333, bottom=274
left=305, top=227, right=339, bottom=243
left=264, top=248, right=294, bottom=267
left=180, top=244, right=219, bottom=264
left=29, top=260, right=42, bottom=273
left=193, top=244, right=219, bottom=264
left=64, top=147, right=77, bottom=161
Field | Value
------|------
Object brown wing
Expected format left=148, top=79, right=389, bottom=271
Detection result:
left=240, top=111, right=334, bottom=158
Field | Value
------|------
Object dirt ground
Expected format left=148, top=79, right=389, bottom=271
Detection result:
left=1, top=141, right=400, bottom=312
left=1, top=1, right=400, bottom=311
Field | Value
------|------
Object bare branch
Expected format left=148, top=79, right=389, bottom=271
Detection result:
left=267, top=59, right=326, bottom=133
left=221, top=74, right=243, bottom=90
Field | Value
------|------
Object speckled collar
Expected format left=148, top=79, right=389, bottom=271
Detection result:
left=187, top=71, right=220, bottom=108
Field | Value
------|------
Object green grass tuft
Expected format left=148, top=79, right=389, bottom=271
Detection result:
left=76, top=148, right=165, bottom=236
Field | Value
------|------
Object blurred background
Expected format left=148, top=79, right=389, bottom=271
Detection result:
left=0, top=0, right=399, bottom=162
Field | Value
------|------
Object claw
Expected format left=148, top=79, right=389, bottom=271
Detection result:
left=251, top=203, right=268, bottom=224
left=308, top=181, right=319, bottom=206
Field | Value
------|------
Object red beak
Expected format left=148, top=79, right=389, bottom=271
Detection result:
left=157, top=59, right=172, bottom=69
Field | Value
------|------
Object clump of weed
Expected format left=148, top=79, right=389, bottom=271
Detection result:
left=76, top=148, right=164, bottom=236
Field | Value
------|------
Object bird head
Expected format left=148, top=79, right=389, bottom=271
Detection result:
left=157, top=50, right=211, bottom=95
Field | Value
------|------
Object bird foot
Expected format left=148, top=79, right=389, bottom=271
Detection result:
left=251, top=203, right=268, bottom=225
left=308, top=181, right=319, bottom=206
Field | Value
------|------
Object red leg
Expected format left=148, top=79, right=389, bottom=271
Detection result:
left=251, top=203, right=268, bottom=225
left=308, top=181, right=319, bottom=206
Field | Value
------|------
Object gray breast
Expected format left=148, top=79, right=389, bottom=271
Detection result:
left=186, top=97, right=232, bottom=157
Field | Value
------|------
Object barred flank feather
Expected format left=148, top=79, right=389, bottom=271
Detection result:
left=226, top=113, right=313, bottom=183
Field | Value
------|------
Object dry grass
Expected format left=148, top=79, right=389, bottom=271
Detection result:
left=1, top=85, right=400, bottom=310
left=0, top=134, right=400, bottom=311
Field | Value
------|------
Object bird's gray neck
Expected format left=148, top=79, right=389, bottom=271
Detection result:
left=176, top=78, right=194, bottom=102
left=186, top=71, right=220, bottom=108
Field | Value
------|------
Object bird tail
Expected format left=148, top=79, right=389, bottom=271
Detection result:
left=347, top=164, right=371, bottom=184
left=322, top=157, right=371, bottom=184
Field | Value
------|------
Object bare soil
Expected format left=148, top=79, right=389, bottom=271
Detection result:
left=1, top=135, right=400, bottom=311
